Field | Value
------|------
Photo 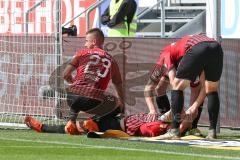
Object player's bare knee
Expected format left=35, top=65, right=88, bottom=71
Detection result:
left=171, top=78, right=189, bottom=90
left=205, top=81, right=219, bottom=93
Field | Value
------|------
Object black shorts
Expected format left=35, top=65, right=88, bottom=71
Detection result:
left=96, top=116, right=122, bottom=132
left=67, top=92, right=120, bottom=119
left=176, top=41, right=223, bottom=82
left=67, top=92, right=101, bottom=113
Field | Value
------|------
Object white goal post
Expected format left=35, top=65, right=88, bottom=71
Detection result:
left=0, top=0, right=65, bottom=129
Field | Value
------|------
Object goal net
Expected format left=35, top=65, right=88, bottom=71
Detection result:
left=0, top=0, right=65, bottom=129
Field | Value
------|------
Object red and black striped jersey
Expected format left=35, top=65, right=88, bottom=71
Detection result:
left=68, top=48, right=122, bottom=100
left=150, top=34, right=216, bottom=82
left=170, top=34, right=215, bottom=63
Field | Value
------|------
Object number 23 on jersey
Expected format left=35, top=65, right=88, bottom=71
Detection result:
left=84, top=54, right=112, bottom=79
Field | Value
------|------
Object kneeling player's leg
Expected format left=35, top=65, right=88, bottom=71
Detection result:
left=88, top=95, right=120, bottom=119
left=67, top=93, right=101, bottom=121
left=67, top=93, right=81, bottom=122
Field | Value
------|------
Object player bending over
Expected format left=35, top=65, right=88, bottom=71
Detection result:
left=145, top=34, right=223, bottom=139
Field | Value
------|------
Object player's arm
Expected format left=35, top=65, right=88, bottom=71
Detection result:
left=191, top=72, right=206, bottom=106
left=113, top=82, right=124, bottom=106
left=156, top=76, right=170, bottom=96
left=168, top=68, right=176, bottom=85
left=111, top=60, right=124, bottom=112
left=63, top=54, right=80, bottom=84
left=144, top=79, right=159, bottom=114
left=188, top=72, right=206, bottom=116
left=63, top=64, right=75, bottom=84
left=144, top=63, right=168, bottom=114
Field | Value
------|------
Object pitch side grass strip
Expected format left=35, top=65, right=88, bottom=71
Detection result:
left=0, top=137, right=240, bottom=160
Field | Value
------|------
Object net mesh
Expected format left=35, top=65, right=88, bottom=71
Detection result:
left=0, top=0, right=65, bottom=128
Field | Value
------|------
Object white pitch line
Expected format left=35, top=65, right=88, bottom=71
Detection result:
left=0, top=137, right=240, bottom=160
left=0, top=145, right=92, bottom=149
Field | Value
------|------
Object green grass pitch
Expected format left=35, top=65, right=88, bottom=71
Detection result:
left=1, top=129, right=240, bottom=160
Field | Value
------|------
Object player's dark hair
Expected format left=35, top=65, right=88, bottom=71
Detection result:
left=86, top=28, right=105, bottom=44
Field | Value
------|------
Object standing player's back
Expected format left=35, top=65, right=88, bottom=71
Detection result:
left=69, top=48, right=121, bottom=91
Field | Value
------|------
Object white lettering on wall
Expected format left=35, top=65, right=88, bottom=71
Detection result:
left=0, top=1, right=9, bottom=33
left=35, top=0, right=52, bottom=33
left=11, top=0, right=23, bottom=33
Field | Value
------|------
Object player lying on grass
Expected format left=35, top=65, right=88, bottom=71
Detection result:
left=25, top=110, right=200, bottom=137
left=25, top=113, right=169, bottom=137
